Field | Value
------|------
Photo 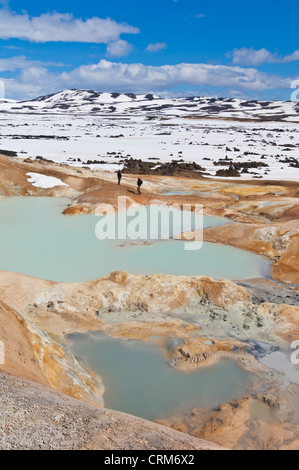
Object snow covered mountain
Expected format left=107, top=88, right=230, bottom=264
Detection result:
left=0, top=88, right=298, bottom=181
left=0, top=89, right=299, bottom=122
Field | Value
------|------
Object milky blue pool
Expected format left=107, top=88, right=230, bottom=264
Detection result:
left=0, top=197, right=269, bottom=282
left=69, top=332, right=258, bottom=420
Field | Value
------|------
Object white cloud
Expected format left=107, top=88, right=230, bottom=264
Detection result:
left=228, top=47, right=299, bottom=66
left=0, top=55, right=63, bottom=71
left=58, top=60, right=289, bottom=92
left=0, top=56, right=33, bottom=71
left=146, top=43, right=167, bottom=53
left=106, top=40, right=134, bottom=58
left=228, top=48, right=279, bottom=66
left=1, top=59, right=292, bottom=100
left=283, top=50, right=299, bottom=63
left=0, top=10, right=139, bottom=43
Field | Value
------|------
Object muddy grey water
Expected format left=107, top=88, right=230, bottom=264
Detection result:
left=0, top=197, right=269, bottom=282
left=69, top=332, right=258, bottom=420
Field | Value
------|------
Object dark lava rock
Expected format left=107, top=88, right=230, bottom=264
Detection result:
left=122, top=158, right=205, bottom=176
left=0, top=149, right=18, bottom=157
left=216, top=168, right=240, bottom=177
left=213, top=160, right=268, bottom=170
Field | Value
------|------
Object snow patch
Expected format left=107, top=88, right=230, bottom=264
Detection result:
left=26, top=173, right=68, bottom=188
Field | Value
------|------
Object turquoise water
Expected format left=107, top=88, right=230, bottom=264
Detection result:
left=69, top=332, right=258, bottom=420
left=0, top=197, right=269, bottom=282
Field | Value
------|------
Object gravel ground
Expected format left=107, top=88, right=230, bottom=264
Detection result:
left=0, top=372, right=222, bottom=450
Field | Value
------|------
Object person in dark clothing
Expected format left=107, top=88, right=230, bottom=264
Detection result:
left=137, top=178, right=143, bottom=195
left=117, top=170, right=122, bottom=185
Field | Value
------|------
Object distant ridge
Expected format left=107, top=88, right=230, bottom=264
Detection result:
left=0, top=89, right=298, bottom=122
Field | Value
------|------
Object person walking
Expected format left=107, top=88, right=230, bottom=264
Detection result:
left=117, top=170, right=122, bottom=185
left=137, top=178, right=143, bottom=195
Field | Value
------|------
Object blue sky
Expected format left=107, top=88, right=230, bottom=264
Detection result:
left=0, top=0, right=298, bottom=100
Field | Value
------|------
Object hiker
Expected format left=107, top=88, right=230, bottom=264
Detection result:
left=117, top=170, right=122, bottom=185
left=137, top=178, right=143, bottom=195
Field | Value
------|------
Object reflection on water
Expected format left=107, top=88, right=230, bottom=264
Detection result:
left=69, top=332, right=258, bottom=421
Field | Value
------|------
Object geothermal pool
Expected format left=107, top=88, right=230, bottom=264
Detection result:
left=0, top=197, right=269, bottom=282
left=69, top=332, right=258, bottom=420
